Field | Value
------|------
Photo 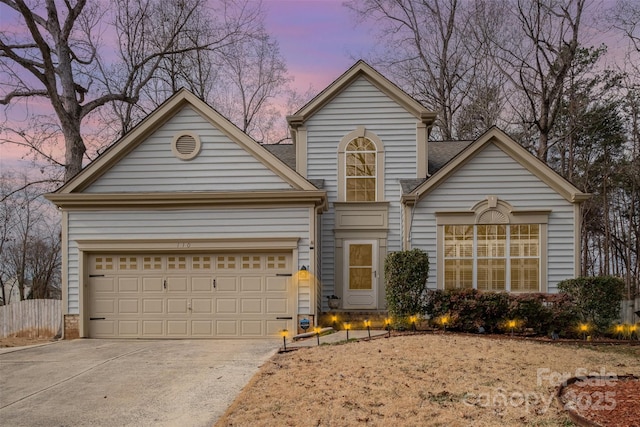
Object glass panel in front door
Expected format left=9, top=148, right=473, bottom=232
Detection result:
left=349, top=244, right=372, bottom=290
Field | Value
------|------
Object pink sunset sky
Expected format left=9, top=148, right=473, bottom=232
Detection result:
left=0, top=0, right=632, bottom=170
left=0, top=0, right=371, bottom=169
left=262, top=0, right=373, bottom=91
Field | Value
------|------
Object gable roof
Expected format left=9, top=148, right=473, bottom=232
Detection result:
left=428, top=140, right=474, bottom=175
left=287, top=60, right=437, bottom=127
left=404, top=127, right=590, bottom=204
left=55, top=89, right=317, bottom=194
left=262, top=143, right=296, bottom=169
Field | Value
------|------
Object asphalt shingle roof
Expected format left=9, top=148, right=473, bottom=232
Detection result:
left=262, top=139, right=474, bottom=194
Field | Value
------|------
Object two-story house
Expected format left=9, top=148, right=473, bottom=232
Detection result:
left=47, top=61, right=589, bottom=339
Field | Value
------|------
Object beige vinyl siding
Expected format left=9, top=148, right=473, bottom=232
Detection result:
left=411, top=143, right=576, bottom=293
left=86, top=106, right=293, bottom=193
left=304, top=76, right=420, bottom=306
left=65, top=207, right=311, bottom=314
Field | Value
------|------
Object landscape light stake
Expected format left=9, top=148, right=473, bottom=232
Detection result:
left=441, top=316, right=449, bottom=332
left=410, top=315, right=417, bottom=332
left=280, top=329, right=288, bottom=351
left=508, top=320, right=517, bottom=337
left=314, top=327, right=321, bottom=346
left=344, top=322, right=351, bottom=340
left=364, top=319, right=371, bottom=339
left=385, top=318, right=391, bottom=338
left=578, top=323, right=589, bottom=341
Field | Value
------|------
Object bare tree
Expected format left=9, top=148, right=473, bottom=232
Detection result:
left=215, top=29, right=291, bottom=143
left=0, top=173, right=60, bottom=302
left=610, top=0, right=640, bottom=60
left=480, top=0, right=587, bottom=162
left=105, top=0, right=266, bottom=137
left=346, top=0, right=479, bottom=139
left=0, top=0, right=262, bottom=182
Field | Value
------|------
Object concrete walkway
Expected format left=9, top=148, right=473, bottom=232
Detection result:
left=287, top=329, right=389, bottom=348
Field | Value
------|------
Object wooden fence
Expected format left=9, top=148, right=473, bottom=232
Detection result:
left=620, top=298, right=640, bottom=324
left=0, top=299, right=62, bottom=338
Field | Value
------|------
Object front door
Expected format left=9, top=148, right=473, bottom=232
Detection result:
left=343, top=240, right=377, bottom=309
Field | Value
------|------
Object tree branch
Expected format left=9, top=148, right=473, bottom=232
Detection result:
left=0, top=89, right=49, bottom=105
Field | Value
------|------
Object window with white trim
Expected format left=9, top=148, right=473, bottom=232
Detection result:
left=337, top=127, right=385, bottom=202
left=345, top=137, right=377, bottom=202
left=439, top=197, right=547, bottom=292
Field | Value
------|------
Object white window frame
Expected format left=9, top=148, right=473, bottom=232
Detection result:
left=337, top=126, right=385, bottom=202
left=345, top=138, right=377, bottom=202
left=436, top=197, right=549, bottom=293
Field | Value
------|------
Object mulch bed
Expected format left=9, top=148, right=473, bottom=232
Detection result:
left=558, top=375, right=640, bottom=427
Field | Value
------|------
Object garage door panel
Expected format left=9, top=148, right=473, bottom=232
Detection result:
left=118, top=320, right=139, bottom=336
left=240, top=320, right=263, bottom=336
left=266, top=276, right=287, bottom=292
left=216, top=298, right=237, bottom=314
left=118, top=299, right=139, bottom=314
left=167, top=298, right=188, bottom=314
left=167, top=277, right=187, bottom=292
left=142, top=277, right=163, bottom=292
left=93, top=299, right=115, bottom=315
left=118, top=277, right=139, bottom=292
left=191, top=299, right=212, bottom=314
left=142, top=320, right=164, bottom=335
left=191, top=320, right=213, bottom=336
left=240, top=299, right=262, bottom=314
left=266, top=298, right=288, bottom=314
left=191, top=277, right=213, bottom=292
left=93, top=277, right=115, bottom=293
left=216, top=277, right=237, bottom=292
left=167, top=320, right=188, bottom=336
left=216, top=320, right=237, bottom=336
left=142, top=298, right=163, bottom=314
left=89, top=252, right=293, bottom=338
left=91, top=320, right=116, bottom=336
left=240, top=277, right=262, bottom=292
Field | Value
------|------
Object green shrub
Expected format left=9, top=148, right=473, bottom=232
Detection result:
left=424, top=289, right=510, bottom=333
left=506, top=293, right=579, bottom=336
left=384, top=249, right=429, bottom=318
left=558, top=276, right=626, bottom=334
left=424, top=289, right=579, bottom=336
left=545, top=293, right=580, bottom=337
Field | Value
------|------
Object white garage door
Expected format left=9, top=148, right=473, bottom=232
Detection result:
left=88, top=253, right=293, bottom=338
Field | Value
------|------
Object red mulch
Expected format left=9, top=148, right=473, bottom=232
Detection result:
left=559, top=376, right=640, bottom=427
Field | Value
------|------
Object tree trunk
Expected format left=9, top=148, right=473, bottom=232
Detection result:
left=62, top=125, right=86, bottom=181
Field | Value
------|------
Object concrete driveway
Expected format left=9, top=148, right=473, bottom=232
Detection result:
left=0, top=338, right=280, bottom=427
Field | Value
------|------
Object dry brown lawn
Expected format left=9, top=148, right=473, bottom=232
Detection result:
left=0, top=336, right=55, bottom=348
left=216, top=333, right=640, bottom=427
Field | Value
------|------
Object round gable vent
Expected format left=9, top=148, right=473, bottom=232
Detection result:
left=171, top=132, right=201, bottom=160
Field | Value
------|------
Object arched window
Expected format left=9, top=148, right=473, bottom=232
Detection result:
left=345, top=137, right=377, bottom=201
left=337, top=127, right=385, bottom=202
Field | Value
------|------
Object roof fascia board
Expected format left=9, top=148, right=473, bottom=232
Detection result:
left=45, top=190, right=328, bottom=210
left=288, top=61, right=435, bottom=126
left=411, top=128, right=590, bottom=204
